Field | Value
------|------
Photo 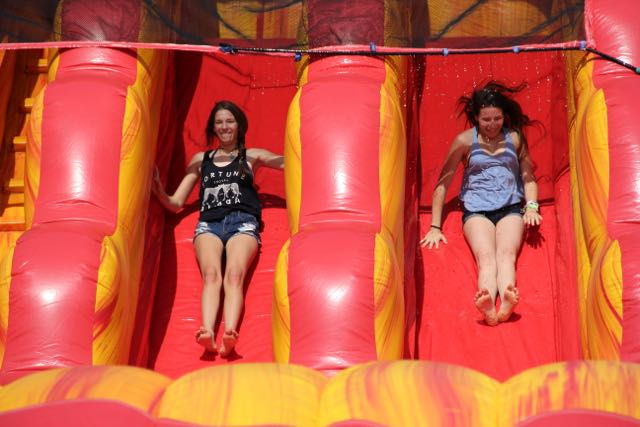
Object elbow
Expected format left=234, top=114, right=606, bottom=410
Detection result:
left=173, top=200, right=187, bottom=213
left=433, top=185, right=446, bottom=198
left=165, top=197, right=185, bottom=213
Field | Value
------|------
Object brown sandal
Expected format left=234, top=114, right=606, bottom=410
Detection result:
left=218, top=330, right=239, bottom=357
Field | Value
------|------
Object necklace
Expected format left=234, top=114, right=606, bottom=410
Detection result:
left=219, top=147, right=238, bottom=159
left=480, top=133, right=502, bottom=145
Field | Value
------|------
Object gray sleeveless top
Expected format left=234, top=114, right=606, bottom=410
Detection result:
left=460, top=127, right=524, bottom=212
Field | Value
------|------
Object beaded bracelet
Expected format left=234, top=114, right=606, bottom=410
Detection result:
left=525, top=200, right=539, bottom=212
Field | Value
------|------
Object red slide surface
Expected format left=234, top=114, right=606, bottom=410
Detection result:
left=147, top=52, right=296, bottom=377
left=415, top=52, right=580, bottom=380
left=146, top=48, right=582, bottom=382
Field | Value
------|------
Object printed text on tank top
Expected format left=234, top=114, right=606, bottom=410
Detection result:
left=198, top=148, right=261, bottom=222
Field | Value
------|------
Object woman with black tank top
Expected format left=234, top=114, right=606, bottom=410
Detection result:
left=153, top=100, right=284, bottom=356
left=420, top=82, right=543, bottom=326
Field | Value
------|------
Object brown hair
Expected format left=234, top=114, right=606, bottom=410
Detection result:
left=206, top=100, right=251, bottom=176
left=458, top=81, right=534, bottom=147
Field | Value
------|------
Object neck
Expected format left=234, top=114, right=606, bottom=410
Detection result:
left=219, top=144, right=238, bottom=154
left=480, top=132, right=501, bottom=144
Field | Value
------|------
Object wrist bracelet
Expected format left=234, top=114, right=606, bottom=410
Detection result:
left=525, top=200, right=539, bottom=211
left=430, top=224, right=442, bottom=230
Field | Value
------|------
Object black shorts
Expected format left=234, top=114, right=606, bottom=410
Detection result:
left=462, top=203, right=523, bottom=226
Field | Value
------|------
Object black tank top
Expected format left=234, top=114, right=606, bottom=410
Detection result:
left=198, top=149, right=261, bottom=222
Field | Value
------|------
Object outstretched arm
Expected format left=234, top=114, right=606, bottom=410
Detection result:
left=152, top=152, right=203, bottom=212
left=517, top=136, right=542, bottom=227
left=247, top=147, right=284, bottom=170
left=420, top=133, right=468, bottom=249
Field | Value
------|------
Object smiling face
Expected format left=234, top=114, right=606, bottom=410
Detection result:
left=476, top=106, right=504, bottom=140
left=213, top=109, right=238, bottom=149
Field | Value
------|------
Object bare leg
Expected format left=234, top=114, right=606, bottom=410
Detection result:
left=194, top=233, right=224, bottom=352
left=495, top=215, right=524, bottom=321
left=463, top=216, right=499, bottom=326
left=218, top=233, right=259, bottom=356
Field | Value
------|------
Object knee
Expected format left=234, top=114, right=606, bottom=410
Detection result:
left=201, top=268, right=222, bottom=288
left=475, top=251, right=496, bottom=271
left=223, top=268, right=246, bottom=290
left=496, top=248, right=518, bottom=264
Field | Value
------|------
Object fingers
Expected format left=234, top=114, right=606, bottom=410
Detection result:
left=524, top=211, right=542, bottom=226
left=420, top=232, right=432, bottom=247
left=151, top=166, right=165, bottom=197
left=420, top=231, right=447, bottom=249
left=532, top=214, right=541, bottom=226
left=154, top=167, right=163, bottom=186
left=420, top=239, right=436, bottom=249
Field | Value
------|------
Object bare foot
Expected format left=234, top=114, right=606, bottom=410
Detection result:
left=497, top=284, right=520, bottom=322
left=195, top=327, right=216, bottom=353
left=474, top=288, right=498, bottom=326
left=218, top=330, right=239, bottom=357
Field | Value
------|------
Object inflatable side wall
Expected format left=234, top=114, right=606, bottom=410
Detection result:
left=272, top=1, right=414, bottom=371
left=273, top=54, right=408, bottom=370
left=0, top=2, right=169, bottom=380
left=571, top=0, right=640, bottom=361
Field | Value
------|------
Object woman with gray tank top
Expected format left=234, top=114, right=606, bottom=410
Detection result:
left=420, top=81, right=543, bottom=326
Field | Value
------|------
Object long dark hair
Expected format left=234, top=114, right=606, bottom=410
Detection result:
left=458, top=81, right=534, bottom=148
left=205, top=100, right=251, bottom=175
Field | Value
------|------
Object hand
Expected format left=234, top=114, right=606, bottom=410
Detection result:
left=523, top=208, right=542, bottom=227
left=151, top=166, right=165, bottom=197
left=420, top=227, right=448, bottom=249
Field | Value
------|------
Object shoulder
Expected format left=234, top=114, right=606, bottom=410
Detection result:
left=506, top=129, right=520, bottom=141
left=190, top=151, right=206, bottom=162
left=246, top=147, right=277, bottom=161
left=187, top=151, right=206, bottom=168
left=506, top=129, right=523, bottom=150
left=245, top=147, right=261, bottom=163
left=453, top=128, right=474, bottom=148
left=440, top=128, right=473, bottom=167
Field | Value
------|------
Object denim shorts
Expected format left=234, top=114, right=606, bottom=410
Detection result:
left=194, top=211, right=261, bottom=245
left=462, top=203, right=523, bottom=226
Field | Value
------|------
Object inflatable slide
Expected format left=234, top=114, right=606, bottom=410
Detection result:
left=0, top=0, right=639, bottom=425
